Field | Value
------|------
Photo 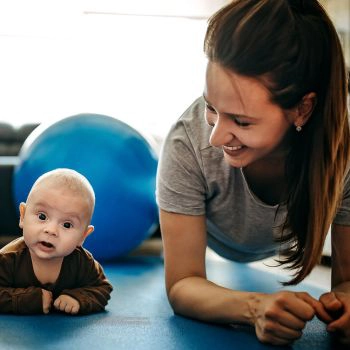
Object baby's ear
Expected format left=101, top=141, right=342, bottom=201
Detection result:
left=79, top=225, right=94, bottom=245
left=19, top=202, right=26, bottom=229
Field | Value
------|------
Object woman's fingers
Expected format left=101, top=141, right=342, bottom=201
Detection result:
left=254, top=291, right=317, bottom=345
left=297, top=292, right=333, bottom=322
left=320, top=292, right=344, bottom=317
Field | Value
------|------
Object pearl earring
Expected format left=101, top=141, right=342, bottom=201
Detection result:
left=296, top=125, right=302, bottom=132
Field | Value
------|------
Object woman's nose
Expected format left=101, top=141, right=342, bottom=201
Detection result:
left=209, top=114, right=235, bottom=147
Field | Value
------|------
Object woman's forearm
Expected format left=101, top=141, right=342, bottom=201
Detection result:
left=168, top=276, right=261, bottom=325
left=168, top=275, right=325, bottom=346
left=332, top=281, right=350, bottom=293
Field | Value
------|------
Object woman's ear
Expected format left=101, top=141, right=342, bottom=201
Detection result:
left=19, top=202, right=26, bottom=229
left=294, top=92, right=317, bottom=128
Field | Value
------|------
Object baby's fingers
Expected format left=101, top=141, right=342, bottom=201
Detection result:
left=69, top=304, right=79, bottom=315
left=53, top=298, right=63, bottom=310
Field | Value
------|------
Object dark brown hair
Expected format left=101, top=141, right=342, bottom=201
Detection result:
left=204, top=0, right=350, bottom=284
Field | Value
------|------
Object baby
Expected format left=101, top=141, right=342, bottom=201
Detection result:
left=0, top=168, right=113, bottom=314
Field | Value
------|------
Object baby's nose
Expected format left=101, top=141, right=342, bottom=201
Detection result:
left=44, top=222, right=58, bottom=236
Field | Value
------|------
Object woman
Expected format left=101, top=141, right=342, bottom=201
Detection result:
left=156, top=0, right=350, bottom=346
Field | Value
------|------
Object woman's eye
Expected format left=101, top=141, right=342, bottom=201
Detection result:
left=63, top=222, right=72, bottom=229
left=234, top=117, right=250, bottom=127
left=205, top=114, right=215, bottom=127
left=205, top=103, right=216, bottom=113
left=38, top=213, right=46, bottom=221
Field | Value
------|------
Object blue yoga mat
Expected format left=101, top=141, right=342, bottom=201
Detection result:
left=0, top=256, right=340, bottom=350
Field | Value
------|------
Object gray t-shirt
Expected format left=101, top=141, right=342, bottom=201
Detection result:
left=156, top=97, right=350, bottom=262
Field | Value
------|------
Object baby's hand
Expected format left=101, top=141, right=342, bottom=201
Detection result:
left=42, top=289, right=53, bottom=314
left=54, top=294, right=80, bottom=314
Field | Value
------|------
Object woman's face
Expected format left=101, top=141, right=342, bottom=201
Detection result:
left=204, top=62, right=296, bottom=168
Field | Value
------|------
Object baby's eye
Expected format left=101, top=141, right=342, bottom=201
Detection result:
left=38, top=213, right=47, bottom=221
left=63, top=222, right=73, bottom=229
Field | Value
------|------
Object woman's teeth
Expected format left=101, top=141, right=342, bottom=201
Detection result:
left=223, top=145, right=243, bottom=151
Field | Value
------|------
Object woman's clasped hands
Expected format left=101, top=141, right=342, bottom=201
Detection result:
left=250, top=291, right=349, bottom=346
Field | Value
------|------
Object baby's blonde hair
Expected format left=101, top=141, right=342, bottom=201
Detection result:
left=27, top=168, right=95, bottom=219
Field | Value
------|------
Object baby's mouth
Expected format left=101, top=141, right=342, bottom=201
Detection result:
left=40, top=241, right=54, bottom=248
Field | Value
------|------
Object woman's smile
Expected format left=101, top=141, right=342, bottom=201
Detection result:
left=222, top=144, right=247, bottom=156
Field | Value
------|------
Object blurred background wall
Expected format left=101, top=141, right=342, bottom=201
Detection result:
left=0, top=0, right=348, bottom=256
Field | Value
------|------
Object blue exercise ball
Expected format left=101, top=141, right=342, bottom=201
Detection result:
left=13, top=114, right=159, bottom=260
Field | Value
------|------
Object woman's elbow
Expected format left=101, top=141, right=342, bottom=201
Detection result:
left=166, top=276, right=200, bottom=314
left=167, top=280, right=183, bottom=312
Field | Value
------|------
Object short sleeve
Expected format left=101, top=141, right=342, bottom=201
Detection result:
left=333, top=170, right=350, bottom=226
left=156, top=104, right=207, bottom=215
